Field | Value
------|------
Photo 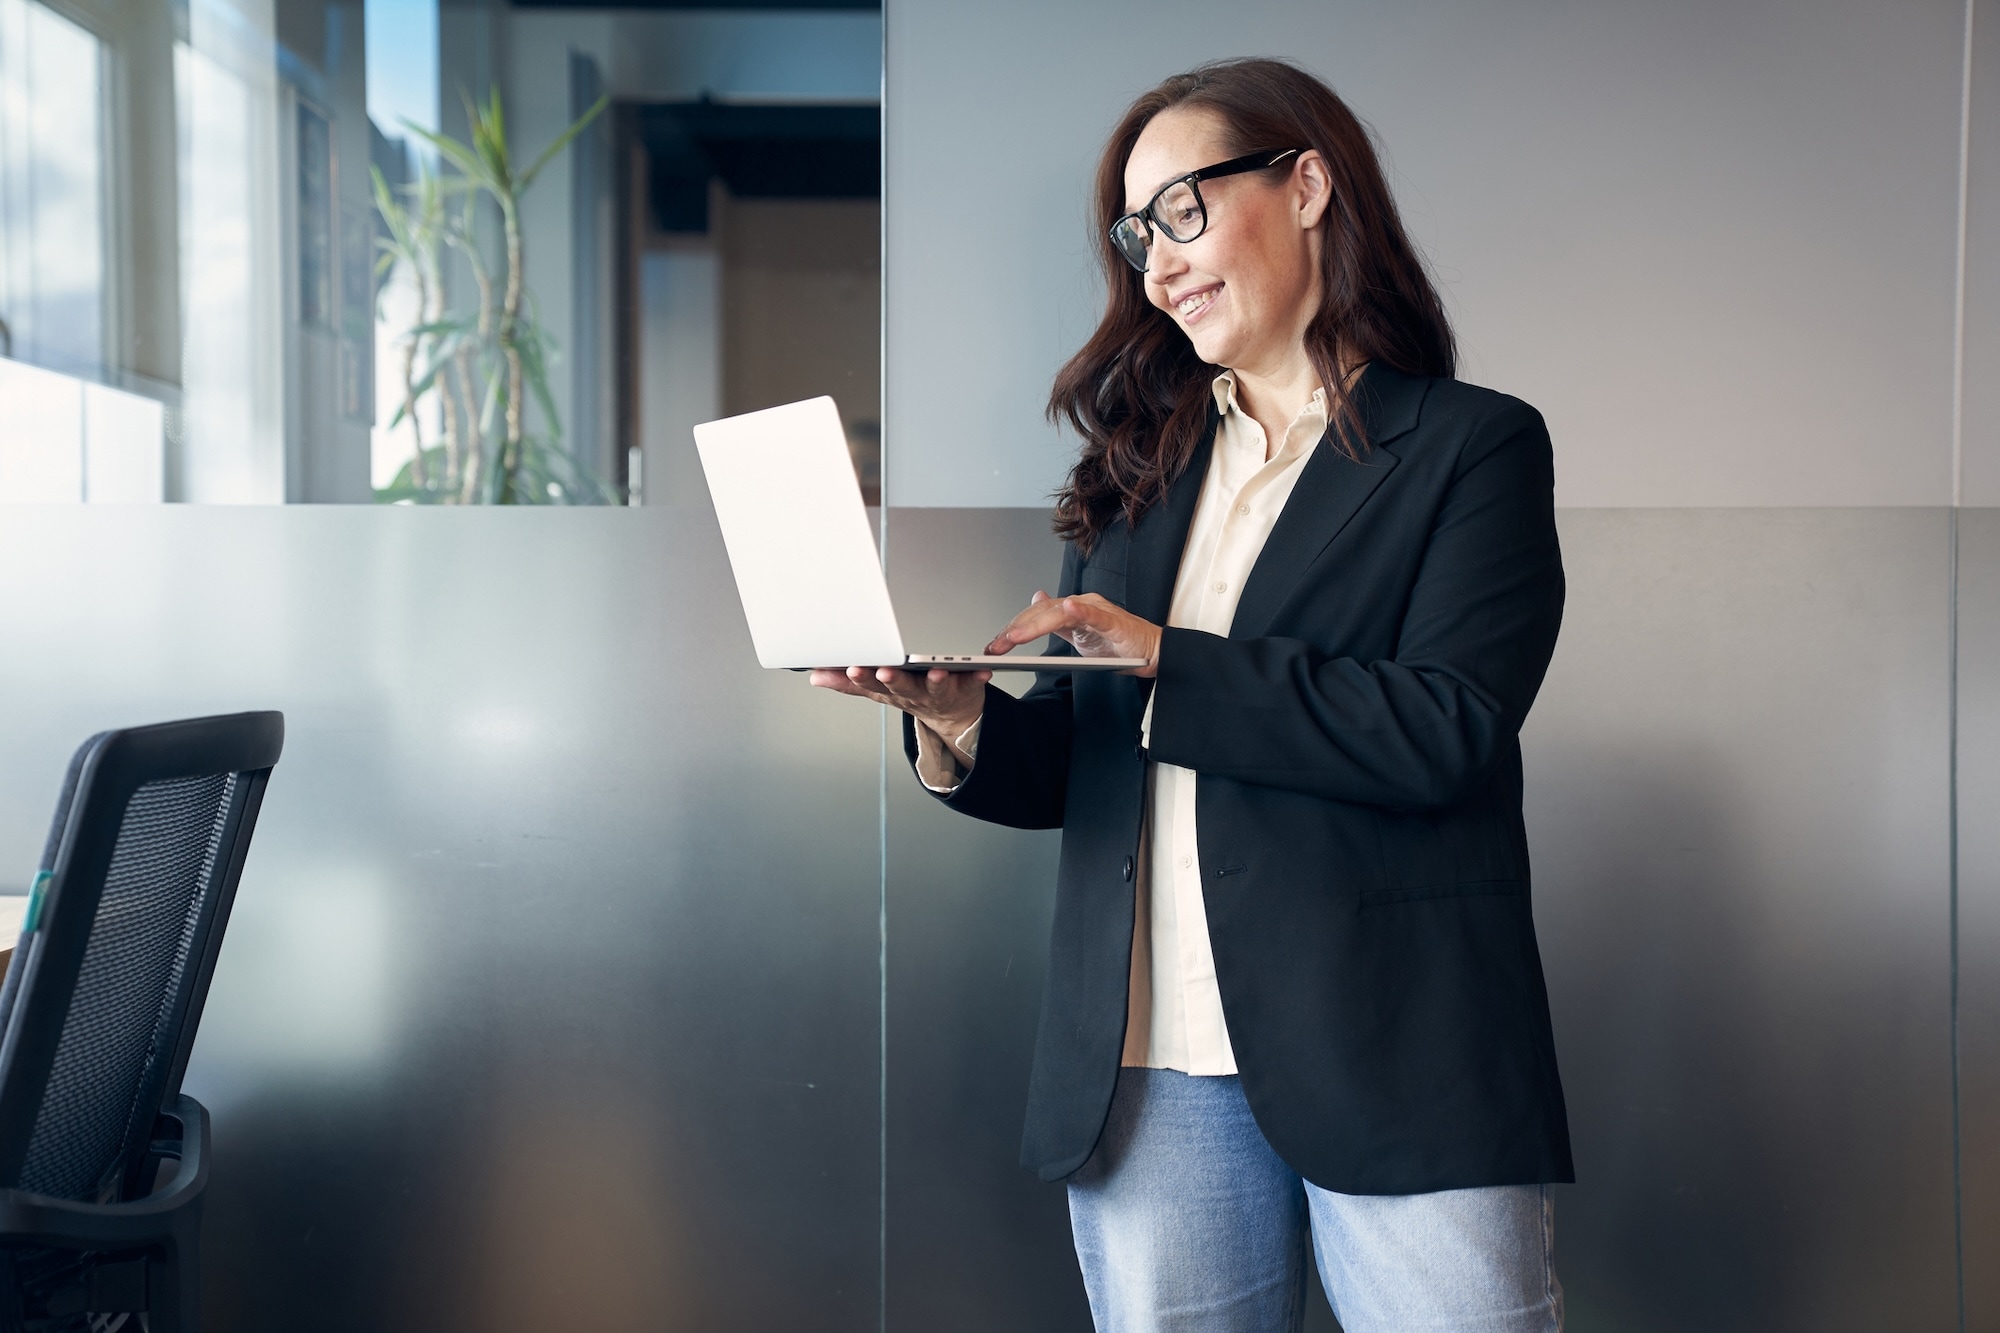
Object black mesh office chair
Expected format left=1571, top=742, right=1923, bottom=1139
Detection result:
left=0, top=712, right=283, bottom=1332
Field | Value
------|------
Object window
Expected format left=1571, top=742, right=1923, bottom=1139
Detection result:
left=0, top=0, right=108, bottom=379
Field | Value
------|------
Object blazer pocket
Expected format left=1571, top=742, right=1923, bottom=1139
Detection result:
left=1358, top=879, right=1526, bottom=908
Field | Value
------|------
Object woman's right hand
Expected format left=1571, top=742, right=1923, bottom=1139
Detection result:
left=809, top=666, right=990, bottom=756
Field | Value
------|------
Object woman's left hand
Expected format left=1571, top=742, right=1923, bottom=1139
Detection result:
left=986, top=590, right=1162, bottom=677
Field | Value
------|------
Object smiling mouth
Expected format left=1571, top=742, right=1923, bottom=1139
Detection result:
left=1176, top=287, right=1219, bottom=321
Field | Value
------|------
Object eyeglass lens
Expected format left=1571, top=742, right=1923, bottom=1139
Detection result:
left=1110, top=217, right=1151, bottom=270
left=1152, top=181, right=1205, bottom=242
left=1112, top=179, right=1206, bottom=271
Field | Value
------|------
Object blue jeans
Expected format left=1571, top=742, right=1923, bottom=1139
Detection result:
left=1067, top=1069, right=1562, bottom=1333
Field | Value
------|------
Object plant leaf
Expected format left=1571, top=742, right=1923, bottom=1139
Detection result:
left=519, top=95, right=609, bottom=193
left=470, top=86, right=512, bottom=190
left=403, top=119, right=493, bottom=190
left=518, top=341, right=563, bottom=444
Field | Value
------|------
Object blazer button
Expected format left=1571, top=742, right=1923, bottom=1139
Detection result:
left=1133, top=744, right=1145, bottom=760
left=1122, top=856, right=1135, bottom=882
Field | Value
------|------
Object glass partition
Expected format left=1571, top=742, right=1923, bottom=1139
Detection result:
left=0, top=3, right=891, bottom=1327
left=0, top=0, right=882, bottom=505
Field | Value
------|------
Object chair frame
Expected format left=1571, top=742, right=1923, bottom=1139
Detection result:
left=0, top=712, right=283, bottom=1331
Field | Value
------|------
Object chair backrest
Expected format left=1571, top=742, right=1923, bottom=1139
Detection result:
left=0, top=712, right=282, bottom=1203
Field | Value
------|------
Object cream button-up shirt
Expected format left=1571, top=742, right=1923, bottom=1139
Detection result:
left=918, top=370, right=1330, bottom=1077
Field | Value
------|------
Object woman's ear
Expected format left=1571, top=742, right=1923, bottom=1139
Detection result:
left=1295, top=150, right=1333, bottom=231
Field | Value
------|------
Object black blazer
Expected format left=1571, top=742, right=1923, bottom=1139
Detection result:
left=905, top=365, right=1572, bottom=1195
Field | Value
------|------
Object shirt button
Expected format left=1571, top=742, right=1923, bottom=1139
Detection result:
left=1237, top=504, right=1250, bottom=515
left=1212, top=581, right=1226, bottom=594
left=1180, top=855, right=1193, bottom=869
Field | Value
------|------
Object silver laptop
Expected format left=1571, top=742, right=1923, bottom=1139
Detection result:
left=694, top=396, right=1145, bottom=673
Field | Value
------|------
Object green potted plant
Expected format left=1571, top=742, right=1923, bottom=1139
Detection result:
left=373, top=88, right=610, bottom=504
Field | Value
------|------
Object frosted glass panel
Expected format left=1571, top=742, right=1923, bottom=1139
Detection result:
left=0, top=505, right=883, bottom=1331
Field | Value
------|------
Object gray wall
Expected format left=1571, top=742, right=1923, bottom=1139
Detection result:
left=1964, top=0, right=2000, bottom=509
left=885, top=0, right=1969, bottom=510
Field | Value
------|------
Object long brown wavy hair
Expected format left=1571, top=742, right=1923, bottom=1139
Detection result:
left=1049, top=59, right=1456, bottom=551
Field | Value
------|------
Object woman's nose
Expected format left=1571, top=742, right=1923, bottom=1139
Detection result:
left=1145, top=234, right=1188, bottom=283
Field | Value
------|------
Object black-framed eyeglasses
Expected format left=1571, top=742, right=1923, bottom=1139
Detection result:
left=1108, top=148, right=1305, bottom=273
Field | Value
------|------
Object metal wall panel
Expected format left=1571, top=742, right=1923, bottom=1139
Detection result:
left=1958, top=509, right=2000, bottom=1331
left=881, top=508, right=1091, bottom=1333
left=1530, top=509, right=1956, bottom=1331
left=882, top=505, right=1959, bottom=1332
left=0, top=505, right=883, bottom=1333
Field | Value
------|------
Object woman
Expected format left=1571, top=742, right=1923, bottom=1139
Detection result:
left=815, top=58, right=1569, bottom=1333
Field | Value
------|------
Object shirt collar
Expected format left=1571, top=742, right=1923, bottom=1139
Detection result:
left=1210, top=370, right=1330, bottom=427
left=1211, top=370, right=1238, bottom=416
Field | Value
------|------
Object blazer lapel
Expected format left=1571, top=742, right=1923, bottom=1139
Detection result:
left=1126, top=413, right=1217, bottom=625
left=1229, top=366, right=1430, bottom=640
